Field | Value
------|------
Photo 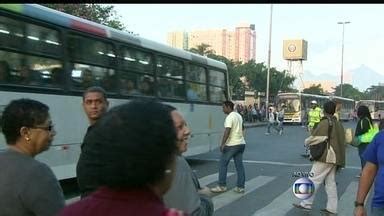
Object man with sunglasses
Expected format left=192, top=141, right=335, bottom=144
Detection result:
left=76, top=86, right=109, bottom=198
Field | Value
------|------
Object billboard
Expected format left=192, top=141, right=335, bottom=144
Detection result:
left=283, top=39, right=308, bottom=60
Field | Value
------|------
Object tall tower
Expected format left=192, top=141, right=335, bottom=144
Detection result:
left=283, top=39, right=308, bottom=92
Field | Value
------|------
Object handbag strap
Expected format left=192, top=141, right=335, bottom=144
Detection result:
left=361, top=117, right=373, bottom=130
left=326, top=117, right=333, bottom=149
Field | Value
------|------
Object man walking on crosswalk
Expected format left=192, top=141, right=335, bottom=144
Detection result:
left=211, top=101, right=246, bottom=194
left=293, top=100, right=345, bottom=215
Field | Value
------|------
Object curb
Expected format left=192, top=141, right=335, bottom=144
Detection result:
left=244, top=122, right=268, bottom=128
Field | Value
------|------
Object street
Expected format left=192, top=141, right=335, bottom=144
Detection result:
left=187, top=121, right=372, bottom=216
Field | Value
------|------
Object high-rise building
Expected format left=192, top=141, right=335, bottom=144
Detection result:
left=166, top=31, right=188, bottom=50
left=167, top=24, right=256, bottom=63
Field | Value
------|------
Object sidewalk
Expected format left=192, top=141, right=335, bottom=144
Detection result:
left=244, top=121, right=268, bottom=128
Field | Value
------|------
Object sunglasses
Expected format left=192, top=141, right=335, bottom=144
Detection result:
left=31, top=124, right=54, bottom=132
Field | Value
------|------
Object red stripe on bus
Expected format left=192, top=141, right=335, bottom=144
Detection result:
left=71, top=20, right=107, bottom=37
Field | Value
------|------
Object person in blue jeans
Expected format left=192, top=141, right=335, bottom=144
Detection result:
left=211, top=101, right=246, bottom=193
left=354, top=131, right=384, bottom=216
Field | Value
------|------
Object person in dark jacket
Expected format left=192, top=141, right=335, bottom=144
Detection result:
left=354, top=105, right=373, bottom=176
left=76, top=86, right=109, bottom=198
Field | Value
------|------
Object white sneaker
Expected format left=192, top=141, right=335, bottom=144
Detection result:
left=279, top=130, right=283, bottom=135
left=210, top=186, right=227, bottom=193
left=265, top=132, right=270, bottom=135
left=233, top=187, right=245, bottom=193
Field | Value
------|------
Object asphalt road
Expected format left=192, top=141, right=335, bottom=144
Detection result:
left=187, top=121, right=372, bottom=216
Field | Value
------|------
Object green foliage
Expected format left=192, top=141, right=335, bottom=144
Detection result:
left=42, top=4, right=126, bottom=31
left=302, top=84, right=325, bottom=95
left=189, top=43, right=215, bottom=56
left=333, top=83, right=364, bottom=100
left=188, top=43, right=296, bottom=100
left=364, top=85, right=384, bottom=100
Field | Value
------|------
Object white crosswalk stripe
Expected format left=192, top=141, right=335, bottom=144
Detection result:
left=212, top=176, right=276, bottom=211
left=198, top=172, right=235, bottom=187
left=251, top=188, right=296, bottom=216
left=202, top=172, right=362, bottom=215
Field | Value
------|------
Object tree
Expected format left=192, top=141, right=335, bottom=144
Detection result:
left=189, top=43, right=215, bottom=56
left=188, top=44, right=295, bottom=100
left=236, top=60, right=296, bottom=95
left=302, top=84, right=325, bottom=95
left=364, top=85, right=384, bottom=100
left=42, top=4, right=126, bottom=31
left=333, top=83, right=364, bottom=100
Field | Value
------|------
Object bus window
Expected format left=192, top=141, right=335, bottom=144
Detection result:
left=158, top=78, right=184, bottom=99
left=0, top=50, right=62, bottom=86
left=209, top=69, right=226, bottom=103
left=187, top=64, right=206, bottom=83
left=68, top=34, right=116, bottom=68
left=121, top=47, right=153, bottom=74
left=156, top=56, right=183, bottom=78
left=0, top=16, right=25, bottom=52
left=209, top=70, right=225, bottom=87
left=25, top=22, right=61, bottom=57
left=71, top=63, right=116, bottom=92
left=186, top=82, right=207, bottom=101
left=186, top=64, right=207, bottom=102
left=157, top=56, right=184, bottom=99
left=139, top=75, right=155, bottom=96
left=119, top=72, right=141, bottom=96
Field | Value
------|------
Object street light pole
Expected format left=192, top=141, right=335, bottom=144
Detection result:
left=266, top=4, right=273, bottom=119
left=337, top=21, right=350, bottom=97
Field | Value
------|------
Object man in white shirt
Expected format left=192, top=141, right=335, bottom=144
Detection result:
left=211, top=101, right=246, bottom=193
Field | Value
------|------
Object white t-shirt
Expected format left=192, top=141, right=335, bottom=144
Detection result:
left=224, top=111, right=246, bottom=146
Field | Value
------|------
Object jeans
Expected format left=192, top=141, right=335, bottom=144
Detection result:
left=358, top=143, right=369, bottom=169
left=277, top=121, right=284, bottom=132
left=371, top=206, right=384, bottom=216
left=267, top=122, right=280, bottom=133
left=218, top=144, right=245, bottom=188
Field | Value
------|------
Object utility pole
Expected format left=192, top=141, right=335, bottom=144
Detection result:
left=266, top=4, right=273, bottom=118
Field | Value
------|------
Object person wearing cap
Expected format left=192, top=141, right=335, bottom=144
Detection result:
left=302, top=100, right=322, bottom=158
left=308, top=100, right=322, bottom=132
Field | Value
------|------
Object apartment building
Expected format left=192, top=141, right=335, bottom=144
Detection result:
left=166, top=23, right=256, bottom=63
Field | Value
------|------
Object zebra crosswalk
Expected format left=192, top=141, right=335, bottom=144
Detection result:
left=65, top=171, right=365, bottom=216
left=196, top=171, right=363, bottom=216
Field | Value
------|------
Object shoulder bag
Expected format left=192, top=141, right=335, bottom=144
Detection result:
left=310, top=118, right=332, bottom=161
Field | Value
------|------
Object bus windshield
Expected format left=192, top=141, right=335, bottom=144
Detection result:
left=278, top=97, right=300, bottom=113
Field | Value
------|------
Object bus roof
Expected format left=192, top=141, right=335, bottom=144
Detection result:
left=277, top=92, right=329, bottom=99
left=0, top=4, right=227, bottom=70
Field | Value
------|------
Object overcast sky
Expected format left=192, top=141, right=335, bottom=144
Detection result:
left=111, top=4, right=384, bottom=77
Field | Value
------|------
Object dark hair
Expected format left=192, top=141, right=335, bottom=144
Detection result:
left=323, top=100, right=336, bottom=115
left=357, top=105, right=372, bottom=122
left=82, top=86, right=107, bottom=101
left=81, top=99, right=177, bottom=189
left=163, top=104, right=177, bottom=113
left=223, top=101, right=234, bottom=110
left=1, top=99, right=49, bottom=144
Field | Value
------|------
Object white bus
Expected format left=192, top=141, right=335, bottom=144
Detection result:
left=276, top=93, right=354, bottom=123
left=0, top=4, right=230, bottom=180
left=356, top=100, right=384, bottom=120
